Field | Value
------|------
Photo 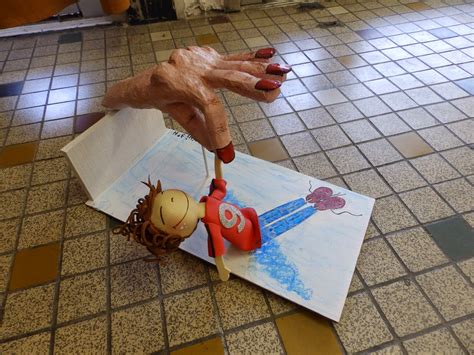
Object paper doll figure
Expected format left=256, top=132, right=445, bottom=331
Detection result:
left=114, top=178, right=261, bottom=281
left=224, top=184, right=357, bottom=300
left=102, top=46, right=291, bottom=164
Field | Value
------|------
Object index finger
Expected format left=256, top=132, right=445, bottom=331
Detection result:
left=223, top=47, right=276, bottom=62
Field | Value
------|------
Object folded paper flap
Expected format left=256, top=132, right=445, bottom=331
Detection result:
left=61, top=108, right=166, bottom=201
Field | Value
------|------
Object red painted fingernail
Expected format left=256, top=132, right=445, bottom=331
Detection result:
left=216, top=141, right=235, bottom=163
left=266, top=63, right=292, bottom=75
left=255, top=79, right=281, bottom=91
left=255, top=47, right=276, bottom=59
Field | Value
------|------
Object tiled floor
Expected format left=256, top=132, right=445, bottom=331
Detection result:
left=0, top=0, right=473, bottom=353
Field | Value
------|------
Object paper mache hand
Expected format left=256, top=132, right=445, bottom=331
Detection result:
left=102, top=46, right=291, bottom=163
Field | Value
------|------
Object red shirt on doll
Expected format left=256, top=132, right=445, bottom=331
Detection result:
left=200, top=179, right=262, bottom=257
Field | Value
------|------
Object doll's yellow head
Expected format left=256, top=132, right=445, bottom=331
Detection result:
left=150, top=188, right=202, bottom=238
left=114, top=179, right=201, bottom=258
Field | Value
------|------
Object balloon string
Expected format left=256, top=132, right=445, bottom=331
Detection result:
left=330, top=210, right=362, bottom=217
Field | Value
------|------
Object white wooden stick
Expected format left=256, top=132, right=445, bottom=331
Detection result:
left=202, top=146, right=209, bottom=177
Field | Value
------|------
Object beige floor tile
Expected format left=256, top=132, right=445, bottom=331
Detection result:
left=326, top=146, right=370, bottom=174
left=357, top=238, right=406, bottom=286
left=416, top=266, right=474, bottom=321
left=57, top=269, right=107, bottom=323
left=164, top=287, right=218, bottom=347
left=67, top=178, right=89, bottom=205
left=434, top=178, right=474, bottom=213
left=112, top=300, right=165, bottom=354
left=230, top=102, right=265, bottom=123
left=160, top=251, right=207, bottom=294
left=61, top=232, right=106, bottom=276
left=41, top=118, right=74, bottom=139
left=451, top=318, right=474, bottom=354
left=226, top=322, right=283, bottom=355
left=0, top=189, right=27, bottom=220
left=0, top=254, right=12, bottom=292
left=344, top=169, right=392, bottom=198
left=348, top=273, right=364, bottom=293
left=0, top=128, right=6, bottom=147
left=276, top=312, right=342, bottom=354
left=403, top=328, right=462, bottom=354
left=386, top=227, right=448, bottom=272
left=0, top=332, right=51, bottom=353
left=266, top=291, right=297, bottom=315
left=377, top=161, right=427, bottom=193
left=19, top=209, right=64, bottom=248
left=109, top=232, right=150, bottom=264
left=364, top=222, right=379, bottom=240
left=411, top=154, right=460, bottom=184
left=31, top=157, right=70, bottom=185
left=0, top=218, right=19, bottom=253
left=6, top=123, right=41, bottom=145
left=293, top=153, right=337, bottom=179
left=0, top=164, right=32, bottom=192
left=269, top=113, right=305, bottom=135
left=372, top=280, right=440, bottom=337
left=441, top=147, right=473, bottom=176
left=64, top=204, right=106, bottom=237
left=36, top=136, right=73, bottom=160
left=240, top=119, right=275, bottom=142
left=214, top=278, right=270, bottom=330
left=400, top=187, right=455, bottom=223
left=110, top=259, right=159, bottom=308
left=54, top=316, right=107, bottom=354
left=334, top=292, right=392, bottom=353
left=26, top=181, right=67, bottom=214
left=458, top=258, right=474, bottom=283
left=0, top=284, right=55, bottom=338
left=369, top=344, right=403, bottom=355
left=280, top=131, right=320, bottom=157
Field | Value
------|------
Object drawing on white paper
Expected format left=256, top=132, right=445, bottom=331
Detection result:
left=88, top=130, right=374, bottom=321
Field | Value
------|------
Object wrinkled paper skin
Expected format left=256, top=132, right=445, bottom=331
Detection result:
left=102, top=46, right=291, bottom=163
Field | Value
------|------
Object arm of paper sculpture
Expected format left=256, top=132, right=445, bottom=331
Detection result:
left=102, top=46, right=291, bottom=163
left=114, top=178, right=262, bottom=281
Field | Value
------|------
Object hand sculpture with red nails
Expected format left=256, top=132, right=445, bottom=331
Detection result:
left=102, top=46, right=291, bottom=163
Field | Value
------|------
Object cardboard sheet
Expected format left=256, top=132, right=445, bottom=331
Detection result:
left=63, top=109, right=374, bottom=321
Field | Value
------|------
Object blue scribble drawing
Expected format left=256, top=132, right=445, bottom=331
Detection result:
left=224, top=184, right=361, bottom=301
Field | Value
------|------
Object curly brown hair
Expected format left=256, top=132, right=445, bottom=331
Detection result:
left=113, top=179, right=188, bottom=261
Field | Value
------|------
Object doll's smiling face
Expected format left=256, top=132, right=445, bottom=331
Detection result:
left=150, top=189, right=201, bottom=238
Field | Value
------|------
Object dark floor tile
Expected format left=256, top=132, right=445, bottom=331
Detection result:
left=389, top=132, right=433, bottom=158
left=455, top=78, right=474, bottom=95
left=9, top=242, right=60, bottom=290
left=0, top=141, right=38, bottom=168
left=74, top=112, right=105, bottom=134
left=0, top=81, right=24, bottom=97
left=429, top=28, right=458, bottom=39
left=196, top=34, right=219, bottom=46
left=58, top=32, right=83, bottom=44
left=406, top=2, right=431, bottom=11
left=208, top=16, right=230, bottom=25
left=426, top=216, right=474, bottom=261
left=356, top=29, right=383, bottom=40
left=248, top=138, right=289, bottom=162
